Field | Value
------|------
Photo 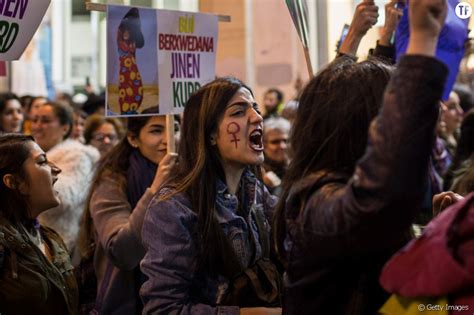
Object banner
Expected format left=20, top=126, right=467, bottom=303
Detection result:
left=395, top=0, right=469, bottom=100
left=285, top=0, right=309, bottom=48
left=106, top=5, right=218, bottom=117
left=0, top=0, right=51, bottom=61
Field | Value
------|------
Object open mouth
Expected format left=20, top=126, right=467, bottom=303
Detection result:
left=249, top=129, right=263, bottom=151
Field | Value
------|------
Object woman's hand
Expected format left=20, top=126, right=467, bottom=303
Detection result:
left=432, top=191, right=464, bottom=216
left=379, top=0, right=405, bottom=46
left=150, top=153, right=178, bottom=194
left=407, top=0, right=447, bottom=56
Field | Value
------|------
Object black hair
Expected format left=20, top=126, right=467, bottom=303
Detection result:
left=0, top=134, right=35, bottom=225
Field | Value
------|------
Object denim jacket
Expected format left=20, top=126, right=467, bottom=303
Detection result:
left=140, top=170, right=277, bottom=315
left=282, top=56, right=448, bottom=314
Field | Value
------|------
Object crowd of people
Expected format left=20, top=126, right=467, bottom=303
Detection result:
left=1, top=0, right=473, bottom=314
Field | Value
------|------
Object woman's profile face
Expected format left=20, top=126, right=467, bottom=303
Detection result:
left=1, top=99, right=23, bottom=133
left=129, top=116, right=168, bottom=164
left=213, top=87, right=264, bottom=169
left=22, top=141, right=61, bottom=216
left=31, top=105, right=69, bottom=152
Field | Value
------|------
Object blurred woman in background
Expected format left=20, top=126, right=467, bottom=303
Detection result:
left=444, top=109, right=474, bottom=195
left=0, top=92, right=24, bottom=133
left=71, top=109, right=88, bottom=143
left=32, top=101, right=99, bottom=251
left=84, top=114, right=125, bottom=156
left=77, top=109, right=177, bottom=314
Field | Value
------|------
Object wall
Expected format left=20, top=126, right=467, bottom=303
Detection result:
left=200, top=0, right=311, bottom=110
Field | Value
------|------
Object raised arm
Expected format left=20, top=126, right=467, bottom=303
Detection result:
left=379, top=0, right=404, bottom=47
left=338, top=0, right=379, bottom=58
left=305, top=0, right=448, bottom=252
left=371, top=0, right=405, bottom=62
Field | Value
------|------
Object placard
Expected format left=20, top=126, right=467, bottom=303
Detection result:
left=106, top=5, right=217, bottom=117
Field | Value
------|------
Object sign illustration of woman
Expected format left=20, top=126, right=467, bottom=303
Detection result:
left=117, top=8, right=145, bottom=115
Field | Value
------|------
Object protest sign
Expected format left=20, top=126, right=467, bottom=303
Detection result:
left=0, top=0, right=51, bottom=61
left=157, top=10, right=217, bottom=114
left=106, top=5, right=217, bottom=117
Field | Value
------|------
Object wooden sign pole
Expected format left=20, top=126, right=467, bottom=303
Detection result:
left=86, top=2, right=230, bottom=153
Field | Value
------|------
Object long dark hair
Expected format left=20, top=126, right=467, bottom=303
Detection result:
left=273, top=58, right=393, bottom=259
left=444, top=108, right=474, bottom=190
left=161, top=77, right=258, bottom=275
left=0, top=134, right=35, bottom=225
left=78, top=111, right=157, bottom=258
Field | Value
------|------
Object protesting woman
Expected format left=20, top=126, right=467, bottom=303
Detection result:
left=0, top=134, right=78, bottom=314
left=140, top=78, right=281, bottom=314
left=274, top=0, right=448, bottom=313
left=78, top=111, right=177, bottom=314
left=32, top=102, right=99, bottom=251
left=84, top=114, right=125, bottom=156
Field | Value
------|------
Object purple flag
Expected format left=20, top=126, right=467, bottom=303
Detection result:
left=395, top=0, right=469, bottom=100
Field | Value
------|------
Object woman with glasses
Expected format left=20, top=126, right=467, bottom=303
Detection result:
left=77, top=109, right=178, bottom=314
left=84, top=114, right=125, bottom=156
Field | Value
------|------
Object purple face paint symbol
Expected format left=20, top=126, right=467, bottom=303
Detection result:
left=227, top=122, right=241, bottom=149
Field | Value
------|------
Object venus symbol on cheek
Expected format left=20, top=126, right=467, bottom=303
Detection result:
left=226, top=122, right=241, bottom=149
